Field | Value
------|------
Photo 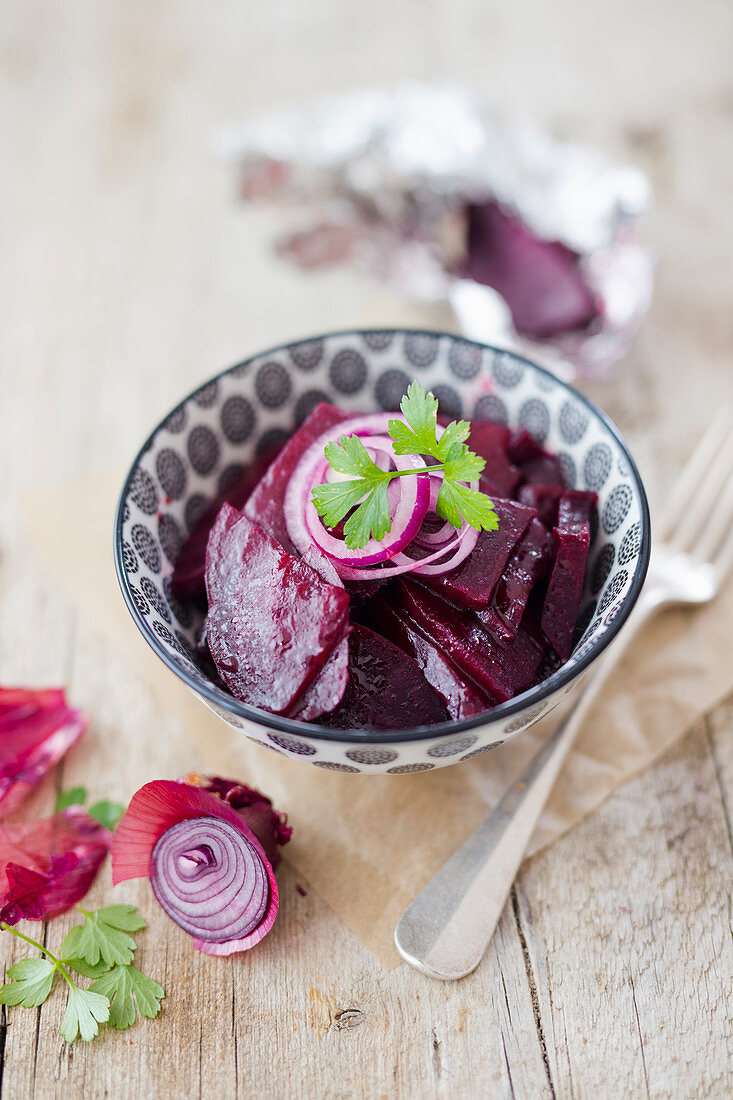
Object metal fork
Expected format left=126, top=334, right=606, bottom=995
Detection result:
left=395, top=411, right=733, bottom=980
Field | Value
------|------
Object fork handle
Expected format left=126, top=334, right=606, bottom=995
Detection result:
left=394, top=597, right=658, bottom=980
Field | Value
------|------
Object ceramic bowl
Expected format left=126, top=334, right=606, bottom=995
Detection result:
left=114, top=330, right=650, bottom=773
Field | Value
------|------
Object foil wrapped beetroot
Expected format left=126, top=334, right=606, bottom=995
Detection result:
left=0, top=686, right=87, bottom=818
left=111, top=777, right=291, bottom=955
left=0, top=808, right=110, bottom=924
left=462, top=200, right=599, bottom=339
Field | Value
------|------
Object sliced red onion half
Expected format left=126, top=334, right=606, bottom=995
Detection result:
left=111, top=779, right=290, bottom=955
left=151, top=817, right=271, bottom=947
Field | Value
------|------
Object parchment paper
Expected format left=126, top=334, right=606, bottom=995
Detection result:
left=19, top=472, right=733, bottom=969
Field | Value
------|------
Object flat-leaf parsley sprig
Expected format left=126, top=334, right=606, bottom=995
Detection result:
left=0, top=904, right=164, bottom=1043
left=311, top=381, right=498, bottom=549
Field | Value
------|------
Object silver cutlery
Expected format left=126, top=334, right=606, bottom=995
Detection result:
left=395, top=411, right=733, bottom=980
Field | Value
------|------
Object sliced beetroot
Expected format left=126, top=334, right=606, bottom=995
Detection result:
left=540, top=491, right=597, bottom=661
left=287, top=546, right=350, bottom=720
left=478, top=519, right=554, bottom=643
left=203, top=503, right=243, bottom=603
left=518, top=483, right=565, bottom=529
left=558, top=489, right=598, bottom=533
left=205, top=512, right=350, bottom=714
left=420, top=497, right=535, bottom=610
left=396, top=579, right=529, bottom=703
left=244, top=402, right=352, bottom=555
left=323, top=625, right=449, bottom=730
left=288, top=637, right=349, bottom=720
left=520, top=453, right=565, bottom=487
left=366, top=596, right=490, bottom=719
left=507, top=428, right=546, bottom=466
left=172, top=514, right=223, bottom=603
left=461, top=199, right=599, bottom=338
left=171, top=450, right=281, bottom=603
left=467, top=422, right=522, bottom=497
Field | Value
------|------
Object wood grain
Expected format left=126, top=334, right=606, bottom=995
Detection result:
left=1, top=0, right=732, bottom=1096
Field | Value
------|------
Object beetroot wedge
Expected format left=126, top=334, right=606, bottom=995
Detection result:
left=541, top=490, right=597, bottom=660
left=507, top=428, right=546, bottom=466
left=205, top=511, right=350, bottom=713
left=478, top=519, right=554, bottom=644
left=467, top=422, right=522, bottom=497
left=421, top=498, right=535, bottom=610
left=519, top=453, right=565, bottom=487
left=171, top=449, right=281, bottom=603
left=245, top=402, right=352, bottom=555
left=323, top=625, right=449, bottom=730
left=396, top=579, right=543, bottom=703
left=287, top=545, right=349, bottom=720
left=367, top=596, right=490, bottom=719
left=288, top=637, right=349, bottom=721
left=518, top=483, right=565, bottom=530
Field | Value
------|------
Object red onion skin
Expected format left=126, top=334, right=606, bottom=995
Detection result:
left=183, top=775, right=292, bottom=869
left=0, top=808, right=110, bottom=924
left=0, top=687, right=87, bottom=818
left=111, top=779, right=289, bottom=955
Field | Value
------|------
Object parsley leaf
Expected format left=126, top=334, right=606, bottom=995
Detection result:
left=90, top=965, right=164, bottom=1029
left=343, top=479, right=391, bottom=549
left=311, top=434, right=395, bottom=547
left=2, top=903, right=161, bottom=1046
left=87, top=800, right=125, bottom=832
left=61, top=905, right=144, bottom=968
left=59, top=986, right=110, bottom=1044
left=323, top=435, right=385, bottom=480
left=442, top=445, right=486, bottom=484
left=435, top=419, right=471, bottom=461
left=0, top=958, right=56, bottom=1007
left=388, top=383, right=440, bottom=456
left=62, top=956, right=111, bottom=980
left=311, top=379, right=498, bottom=549
left=437, top=480, right=499, bottom=532
left=310, top=478, right=373, bottom=528
left=55, top=787, right=87, bottom=812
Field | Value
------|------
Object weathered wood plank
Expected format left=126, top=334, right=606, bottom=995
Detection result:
left=515, top=718, right=733, bottom=1099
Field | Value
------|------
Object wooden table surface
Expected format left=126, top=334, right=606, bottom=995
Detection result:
left=1, top=1, right=732, bottom=1097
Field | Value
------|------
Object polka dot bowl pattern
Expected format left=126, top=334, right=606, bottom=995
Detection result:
left=114, top=330, right=651, bottom=774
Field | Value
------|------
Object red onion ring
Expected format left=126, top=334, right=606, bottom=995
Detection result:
left=285, top=422, right=430, bottom=568
left=412, top=476, right=455, bottom=547
left=283, top=412, right=484, bottom=581
left=331, top=528, right=470, bottom=581
left=392, top=522, right=480, bottom=575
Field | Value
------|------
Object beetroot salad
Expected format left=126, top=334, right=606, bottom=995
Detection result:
left=171, top=383, right=597, bottom=731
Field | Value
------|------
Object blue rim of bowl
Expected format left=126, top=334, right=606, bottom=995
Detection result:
left=113, top=329, right=651, bottom=745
